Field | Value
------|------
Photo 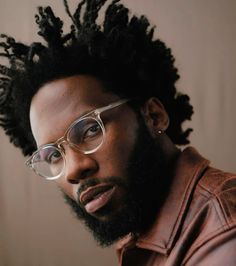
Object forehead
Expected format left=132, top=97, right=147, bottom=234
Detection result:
left=30, top=75, right=120, bottom=145
left=31, top=75, right=118, bottom=110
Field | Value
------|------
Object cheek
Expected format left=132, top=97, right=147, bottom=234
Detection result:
left=97, top=122, right=137, bottom=174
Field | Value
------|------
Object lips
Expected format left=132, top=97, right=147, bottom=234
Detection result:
left=79, top=184, right=116, bottom=214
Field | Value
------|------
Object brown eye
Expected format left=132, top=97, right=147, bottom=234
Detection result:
left=69, top=118, right=102, bottom=144
left=46, top=149, right=62, bottom=164
left=83, top=123, right=101, bottom=139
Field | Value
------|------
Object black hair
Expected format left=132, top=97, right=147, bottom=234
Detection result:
left=0, top=0, right=193, bottom=156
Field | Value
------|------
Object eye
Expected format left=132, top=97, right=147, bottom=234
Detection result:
left=46, top=149, right=62, bottom=164
left=68, top=118, right=103, bottom=145
left=83, top=123, right=101, bottom=139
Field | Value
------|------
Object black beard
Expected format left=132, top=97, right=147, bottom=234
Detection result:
left=63, top=117, right=173, bottom=247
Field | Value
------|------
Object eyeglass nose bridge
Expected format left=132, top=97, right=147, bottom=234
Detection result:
left=56, top=136, right=84, bottom=154
left=56, top=136, right=68, bottom=153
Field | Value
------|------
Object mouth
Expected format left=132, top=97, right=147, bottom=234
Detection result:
left=79, top=184, right=116, bottom=214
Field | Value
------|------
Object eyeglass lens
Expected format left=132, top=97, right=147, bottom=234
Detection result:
left=32, top=117, right=104, bottom=179
left=68, top=117, right=103, bottom=152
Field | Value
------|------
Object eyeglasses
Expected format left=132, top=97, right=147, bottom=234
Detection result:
left=26, top=99, right=129, bottom=180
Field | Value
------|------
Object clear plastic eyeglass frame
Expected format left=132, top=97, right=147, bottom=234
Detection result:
left=26, top=98, right=129, bottom=180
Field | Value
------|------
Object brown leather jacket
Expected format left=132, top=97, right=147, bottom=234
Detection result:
left=116, top=147, right=236, bottom=265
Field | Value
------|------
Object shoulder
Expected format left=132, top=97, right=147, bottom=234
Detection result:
left=182, top=166, right=236, bottom=265
left=197, top=167, right=236, bottom=225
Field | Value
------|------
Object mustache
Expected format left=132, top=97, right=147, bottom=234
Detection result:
left=77, top=176, right=128, bottom=198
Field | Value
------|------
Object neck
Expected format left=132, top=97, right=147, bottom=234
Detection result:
left=159, top=134, right=181, bottom=168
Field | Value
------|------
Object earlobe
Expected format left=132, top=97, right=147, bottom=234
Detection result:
left=141, top=98, right=169, bottom=135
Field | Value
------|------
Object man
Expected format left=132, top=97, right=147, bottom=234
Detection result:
left=0, top=0, right=235, bottom=265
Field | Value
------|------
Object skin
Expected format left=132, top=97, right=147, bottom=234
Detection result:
left=30, top=74, right=178, bottom=223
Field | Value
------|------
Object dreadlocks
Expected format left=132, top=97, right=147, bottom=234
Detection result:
left=0, top=0, right=193, bottom=156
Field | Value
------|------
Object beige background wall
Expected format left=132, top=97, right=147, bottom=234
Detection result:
left=0, top=1, right=236, bottom=265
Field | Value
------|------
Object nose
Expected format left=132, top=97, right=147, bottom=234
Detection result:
left=64, top=147, right=98, bottom=184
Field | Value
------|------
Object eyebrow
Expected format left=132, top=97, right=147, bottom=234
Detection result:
left=36, top=106, right=97, bottom=149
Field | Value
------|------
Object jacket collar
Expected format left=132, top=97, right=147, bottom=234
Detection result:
left=116, top=147, right=210, bottom=255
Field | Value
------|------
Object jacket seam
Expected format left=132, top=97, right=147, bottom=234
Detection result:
left=182, top=195, right=235, bottom=264
left=215, top=195, right=232, bottom=227
left=198, top=181, right=233, bottom=226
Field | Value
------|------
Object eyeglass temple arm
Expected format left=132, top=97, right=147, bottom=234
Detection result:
left=94, top=99, right=129, bottom=115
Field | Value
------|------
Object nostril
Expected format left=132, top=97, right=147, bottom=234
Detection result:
left=68, top=178, right=79, bottom=184
left=80, top=169, right=94, bottom=179
left=67, top=169, right=95, bottom=184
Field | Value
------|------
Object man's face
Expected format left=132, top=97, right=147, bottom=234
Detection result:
left=30, top=75, right=168, bottom=246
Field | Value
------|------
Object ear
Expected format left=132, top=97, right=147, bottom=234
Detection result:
left=141, top=98, right=169, bottom=136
